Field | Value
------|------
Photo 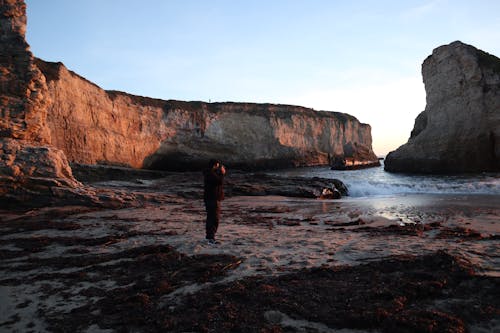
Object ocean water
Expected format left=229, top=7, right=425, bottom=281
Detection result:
left=270, top=163, right=500, bottom=198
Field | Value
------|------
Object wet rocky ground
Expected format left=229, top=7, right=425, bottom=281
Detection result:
left=1, top=166, right=499, bottom=332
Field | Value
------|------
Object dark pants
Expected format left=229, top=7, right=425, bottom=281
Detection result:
left=204, top=200, right=221, bottom=239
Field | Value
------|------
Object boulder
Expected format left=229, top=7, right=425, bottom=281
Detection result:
left=0, top=138, right=82, bottom=207
left=385, top=41, right=500, bottom=173
left=226, top=173, right=349, bottom=199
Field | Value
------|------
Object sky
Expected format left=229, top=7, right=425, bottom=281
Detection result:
left=25, top=0, right=500, bottom=156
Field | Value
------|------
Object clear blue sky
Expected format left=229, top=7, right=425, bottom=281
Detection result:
left=25, top=0, right=500, bottom=156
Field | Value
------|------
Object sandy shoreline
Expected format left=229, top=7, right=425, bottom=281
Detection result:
left=174, top=193, right=500, bottom=276
left=1, top=190, right=498, bottom=332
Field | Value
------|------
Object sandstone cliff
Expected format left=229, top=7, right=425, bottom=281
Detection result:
left=37, top=59, right=378, bottom=171
left=0, top=0, right=50, bottom=143
left=0, top=0, right=85, bottom=207
left=0, top=0, right=138, bottom=208
left=385, top=41, right=500, bottom=173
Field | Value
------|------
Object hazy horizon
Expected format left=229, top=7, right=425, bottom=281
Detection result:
left=25, top=0, right=500, bottom=156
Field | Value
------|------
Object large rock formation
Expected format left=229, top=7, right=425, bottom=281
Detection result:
left=0, top=0, right=85, bottom=207
left=385, top=41, right=500, bottom=173
left=0, top=0, right=50, bottom=143
left=36, top=59, right=378, bottom=171
left=0, top=0, right=141, bottom=209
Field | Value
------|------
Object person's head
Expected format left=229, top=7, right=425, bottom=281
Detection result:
left=208, top=159, right=220, bottom=170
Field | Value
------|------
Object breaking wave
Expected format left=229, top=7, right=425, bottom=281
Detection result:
left=270, top=164, right=500, bottom=198
left=345, top=175, right=500, bottom=197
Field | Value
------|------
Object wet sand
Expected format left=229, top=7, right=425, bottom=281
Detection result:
left=0, top=175, right=499, bottom=332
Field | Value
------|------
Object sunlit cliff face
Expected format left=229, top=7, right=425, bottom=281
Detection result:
left=0, top=0, right=85, bottom=207
left=0, top=0, right=51, bottom=144
left=36, top=61, right=379, bottom=170
left=38, top=62, right=170, bottom=169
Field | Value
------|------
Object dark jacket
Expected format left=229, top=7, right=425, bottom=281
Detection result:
left=203, top=168, right=224, bottom=201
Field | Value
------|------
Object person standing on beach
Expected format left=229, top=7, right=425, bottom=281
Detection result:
left=203, top=159, right=226, bottom=244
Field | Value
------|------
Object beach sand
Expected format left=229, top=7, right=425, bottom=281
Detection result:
left=1, top=189, right=498, bottom=332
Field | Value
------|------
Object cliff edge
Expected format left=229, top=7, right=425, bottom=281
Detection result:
left=35, top=59, right=378, bottom=171
left=385, top=41, right=500, bottom=173
left=0, top=0, right=140, bottom=208
left=0, top=0, right=85, bottom=207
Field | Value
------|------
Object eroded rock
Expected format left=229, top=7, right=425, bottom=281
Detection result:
left=0, top=0, right=134, bottom=209
left=36, top=63, right=379, bottom=170
left=385, top=41, right=500, bottom=173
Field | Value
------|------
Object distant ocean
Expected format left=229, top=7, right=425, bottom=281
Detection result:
left=270, top=162, right=500, bottom=198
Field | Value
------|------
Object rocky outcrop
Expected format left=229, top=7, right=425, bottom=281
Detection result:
left=0, top=0, right=50, bottom=143
left=0, top=0, right=132, bottom=208
left=0, top=0, right=82, bottom=208
left=37, top=60, right=378, bottom=171
left=0, top=138, right=84, bottom=206
left=385, top=41, right=500, bottom=173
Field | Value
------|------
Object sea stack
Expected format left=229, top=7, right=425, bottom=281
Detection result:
left=385, top=41, right=500, bottom=173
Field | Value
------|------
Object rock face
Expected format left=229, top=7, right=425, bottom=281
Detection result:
left=385, top=41, right=500, bottom=173
left=34, top=59, right=170, bottom=169
left=0, top=0, right=86, bottom=207
left=37, top=60, right=378, bottom=171
left=0, top=0, right=130, bottom=208
left=0, top=0, right=50, bottom=143
left=0, top=138, right=83, bottom=206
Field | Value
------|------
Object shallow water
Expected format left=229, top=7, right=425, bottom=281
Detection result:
left=219, top=194, right=500, bottom=277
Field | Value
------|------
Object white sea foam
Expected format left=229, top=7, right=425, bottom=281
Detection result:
left=269, top=164, right=500, bottom=198
left=346, top=176, right=500, bottom=197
